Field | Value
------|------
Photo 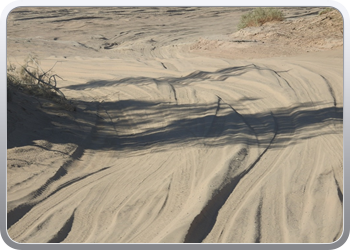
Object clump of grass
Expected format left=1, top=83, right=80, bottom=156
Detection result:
left=7, top=55, right=75, bottom=111
left=318, top=7, right=334, bottom=15
left=237, top=7, right=285, bottom=30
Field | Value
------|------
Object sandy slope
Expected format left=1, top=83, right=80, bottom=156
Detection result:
left=7, top=7, right=343, bottom=243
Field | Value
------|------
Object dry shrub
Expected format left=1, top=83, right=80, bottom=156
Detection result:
left=318, top=7, right=335, bottom=15
left=7, top=55, right=75, bottom=111
left=238, top=8, right=285, bottom=30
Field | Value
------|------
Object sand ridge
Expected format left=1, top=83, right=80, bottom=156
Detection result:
left=7, top=7, right=343, bottom=243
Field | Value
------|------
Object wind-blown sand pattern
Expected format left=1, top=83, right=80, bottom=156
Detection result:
left=7, top=7, right=343, bottom=243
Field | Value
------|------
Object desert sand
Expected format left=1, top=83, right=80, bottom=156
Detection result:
left=6, top=7, right=343, bottom=243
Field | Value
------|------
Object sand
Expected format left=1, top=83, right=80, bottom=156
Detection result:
left=6, top=7, right=343, bottom=243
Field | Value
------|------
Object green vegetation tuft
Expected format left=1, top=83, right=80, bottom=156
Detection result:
left=237, top=8, right=285, bottom=30
left=318, top=7, right=334, bottom=15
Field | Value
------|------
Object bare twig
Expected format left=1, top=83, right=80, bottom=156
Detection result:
left=22, top=66, right=66, bottom=99
left=29, top=54, right=45, bottom=75
left=49, top=74, right=64, bottom=87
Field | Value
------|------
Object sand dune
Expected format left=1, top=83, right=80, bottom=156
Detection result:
left=7, top=7, right=343, bottom=243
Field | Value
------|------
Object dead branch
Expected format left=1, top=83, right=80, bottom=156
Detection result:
left=22, top=66, right=66, bottom=99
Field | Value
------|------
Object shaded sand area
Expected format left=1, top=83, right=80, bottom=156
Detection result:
left=7, top=7, right=343, bottom=243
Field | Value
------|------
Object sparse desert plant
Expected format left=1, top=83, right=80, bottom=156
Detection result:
left=7, top=55, right=75, bottom=110
left=237, top=7, right=285, bottom=30
left=318, top=7, right=334, bottom=15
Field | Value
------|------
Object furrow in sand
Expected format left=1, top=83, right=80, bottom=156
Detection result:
left=47, top=209, right=76, bottom=243
left=7, top=167, right=111, bottom=230
left=170, top=84, right=178, bottom=102
left=100, top=101, right=118, bottom=135
left=183, top=157, right=246, bottom=242
left=29, top=138, right=88, bottom=200
left=286, top=62, right=341, bottom=108
left=161, top=62, right=167, bottom=69
left=254, top=198, right=263, bottom=243
left=221, top=98, right=259, bottom=147
left=320, top=74, right=337, bottom=107
left=259, top=64, right=296, bottom=94
left=210, top=124, right=296, bottom=243
left=7, top=203, right=35, bottom=230
left=184, top=104, right=278, bottom=243
left=332, top=169, right=343, bottom=204
left=7, top=165, right=69, bottom=229
left=250, top=63, right=297, bottom=96
left=274, top=70, right=296, bottom=95
left=157, top=178, right=172, bottom=216
left=8, top=166, right=118, bottom=242
left=45, top=167, right=111, bottom=200
left=202, top=96, right=221, bottom=138
left=155, top=80, right=178, bottom=103
left=7, top=101, right=103, bottom=229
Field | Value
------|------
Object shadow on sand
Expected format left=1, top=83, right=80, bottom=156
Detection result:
left=8, top=64, right=342, bottom=153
